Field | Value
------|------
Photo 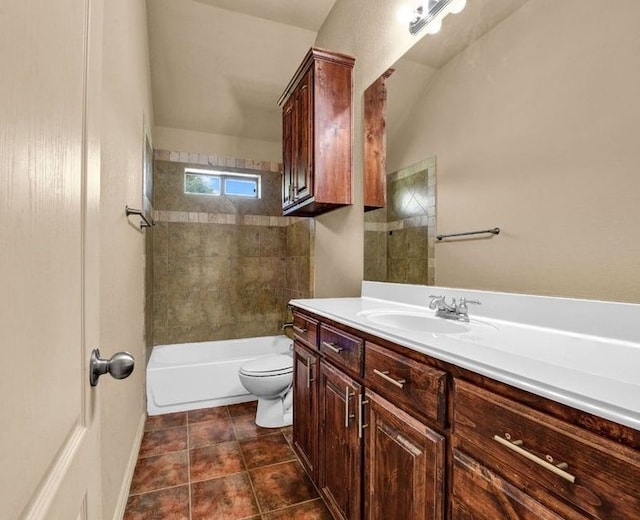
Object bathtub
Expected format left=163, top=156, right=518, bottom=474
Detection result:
left=146, top=335, right=293, bottom=416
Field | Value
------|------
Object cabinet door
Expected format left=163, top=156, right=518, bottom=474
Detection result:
left=364, top=389, right=445, bottom=520
left=294, top=69, right=313, bottom=203
left=292, top=341, right=318, bottom=479
left=319, top=361, right=363, bottom=520
left=282, top=95, right=295, bottom=207
left=451, top=450, right=586, bottom=520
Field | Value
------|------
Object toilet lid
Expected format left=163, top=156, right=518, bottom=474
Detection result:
left=240, top=354, right=293, bottom=376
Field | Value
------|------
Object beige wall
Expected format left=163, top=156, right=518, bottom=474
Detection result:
left=313, top=0, right=432, bottom=297
left=387, top=0, right=640, bottom=302
left=317, top=0, right=639, bottom=303
left=154, top=126, right=281, bottom=163
left=100, top=0, right=154, bottom=517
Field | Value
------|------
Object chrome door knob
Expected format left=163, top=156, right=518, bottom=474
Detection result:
left=89, top=348, right=135, bottom=386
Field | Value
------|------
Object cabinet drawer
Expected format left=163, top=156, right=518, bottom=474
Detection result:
left=451, top=450, right=585, bottom=520
left=292, top=311, right=318, bottom=350
left=365, top=342, right=447, bottom=426
left=319, top=324, right=363, bottom=376
left=453, top=380, right=640, bottom=520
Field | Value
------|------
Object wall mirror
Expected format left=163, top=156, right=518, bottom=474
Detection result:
left=363, top=0, right=639, bottom=302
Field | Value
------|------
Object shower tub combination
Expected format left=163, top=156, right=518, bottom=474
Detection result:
left=146, top=335, right=292, bottom=415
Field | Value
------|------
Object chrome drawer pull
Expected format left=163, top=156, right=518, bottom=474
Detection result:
left=323, top=341, right=343, bottom=354
left=493, top=435, right=576, bottom=483
left=373, top=369, right=406, bottom=389
left=293, top=325, right=308, bottom=335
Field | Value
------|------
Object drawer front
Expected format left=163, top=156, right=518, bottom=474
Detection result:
left=453, top=380, right=640, bottom=520
left=451, top=450, right=584, bottom=520
left=292, top=310, right=318, bottom=350
left=319, top=324, right=363, bottom=376
left=365, top=341, right=447, bottom=426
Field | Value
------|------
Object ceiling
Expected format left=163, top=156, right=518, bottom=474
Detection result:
left=146, top=0, right=336, bottom=143
left=146, top=0, right=529, bottom=147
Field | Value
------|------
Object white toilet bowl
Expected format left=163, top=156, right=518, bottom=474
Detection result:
left=238, top=354, right=293, bottom=428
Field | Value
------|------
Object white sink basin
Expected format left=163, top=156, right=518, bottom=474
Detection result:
left=357, top=310, right=470, bottom=334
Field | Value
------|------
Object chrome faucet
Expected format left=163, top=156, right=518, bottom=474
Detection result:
left=429, top=295, right=480, bottom=322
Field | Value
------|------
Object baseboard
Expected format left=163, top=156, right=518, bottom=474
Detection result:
left=112, top=412, right=146, bottom=520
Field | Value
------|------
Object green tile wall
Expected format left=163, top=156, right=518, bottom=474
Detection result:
left=151, top=154, right=312, bottom=345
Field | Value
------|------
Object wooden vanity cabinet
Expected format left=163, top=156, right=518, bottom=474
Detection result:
left=290, top=306, right=640, bottom=520
left=279, top=47, right=354, bottom=217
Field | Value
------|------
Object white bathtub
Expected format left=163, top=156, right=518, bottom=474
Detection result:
left=146, top=335, right=293, bottom=416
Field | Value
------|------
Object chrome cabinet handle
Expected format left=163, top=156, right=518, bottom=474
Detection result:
left=358, top=393, right=369, bottom=439
left=293, top=325, right=308, bottom=335
left=90, top=349, right=135, bottom=386
left=344, top=387, right=356, bottom=428
left=493, top=435, right=576, bottom=483
left=373, top=369, right=406, bottom=389
left=305, top=357, right=315, bottom=389
left=323, top=341, right=343, bottom=354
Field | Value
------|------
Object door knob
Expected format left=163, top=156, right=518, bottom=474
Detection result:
left=90, top=349, right=135, bottom=386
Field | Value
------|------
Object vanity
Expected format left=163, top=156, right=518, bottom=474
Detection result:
left=289, top=282, right=640, bottom=520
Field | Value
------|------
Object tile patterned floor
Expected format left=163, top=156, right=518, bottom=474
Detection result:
left=124, top=401, right=332, bottom=520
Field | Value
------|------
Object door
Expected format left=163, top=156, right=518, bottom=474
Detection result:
left=319, top=361, right=362, bottom=520
left=292, top=342, right=319, bottom=479
left=364, top=390, right=445, bottom=520
left=0, top=0, right=103, bottom=518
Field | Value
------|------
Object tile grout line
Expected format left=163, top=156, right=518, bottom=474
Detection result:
left=234, top=413, right=265, bottom=519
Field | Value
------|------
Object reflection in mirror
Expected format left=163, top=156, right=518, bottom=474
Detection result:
left=364, top=158, right=435, bottom=284
left=365, top=0, right=640, bottom=301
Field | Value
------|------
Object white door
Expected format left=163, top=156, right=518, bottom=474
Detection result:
left=0, top=0, right=104, bottom=518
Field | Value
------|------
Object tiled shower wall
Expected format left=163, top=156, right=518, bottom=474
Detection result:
left=364, top=157, right=436, bottom=285
left=151, top=151, right=313, bottom=346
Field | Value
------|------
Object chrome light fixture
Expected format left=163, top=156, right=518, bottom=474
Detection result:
left=409, top=0, right=467, bottom=35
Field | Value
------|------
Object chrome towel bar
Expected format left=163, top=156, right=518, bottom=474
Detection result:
left=125, top=205, right=154, bottom=230
left=436, top=227, right=500, bottom=241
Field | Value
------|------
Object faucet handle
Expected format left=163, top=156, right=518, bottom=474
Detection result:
left=459, top=298, right=481, bottom=306
left=428, top=294, right=444, bottom=309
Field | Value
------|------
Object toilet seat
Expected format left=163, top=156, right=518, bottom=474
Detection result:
left=239, top=354, right=293, bottom=377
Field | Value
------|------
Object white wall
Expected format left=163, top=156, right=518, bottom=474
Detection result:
left=100, top=0, right=154, bottom=517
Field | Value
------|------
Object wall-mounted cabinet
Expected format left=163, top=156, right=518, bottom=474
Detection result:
left=364, top=69, right=393, bottom=212
left=279, top=48, right=354, bottom=217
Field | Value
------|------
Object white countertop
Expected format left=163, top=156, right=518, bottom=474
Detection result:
left=290, top=282, right=640, bottom=431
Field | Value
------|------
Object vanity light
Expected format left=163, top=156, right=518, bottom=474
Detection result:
left=409, top=0, right=467, bottom=35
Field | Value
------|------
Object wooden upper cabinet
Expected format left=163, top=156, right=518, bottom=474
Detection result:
left=279, top=48, right=355, bottom=217
left=364, top=69, right=394, bottom=211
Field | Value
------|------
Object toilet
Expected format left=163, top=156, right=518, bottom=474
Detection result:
left=238, top=354, right=293, bottom=428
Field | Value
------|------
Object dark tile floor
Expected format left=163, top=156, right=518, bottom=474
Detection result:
left=124, top=401, right=332, bottom=520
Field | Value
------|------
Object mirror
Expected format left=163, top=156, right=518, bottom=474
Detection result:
left=364, top=0, right=639, bottom=302
left=364, top=157, right=436, bottom=284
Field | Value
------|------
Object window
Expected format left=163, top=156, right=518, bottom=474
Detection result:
left=184, top=168, right=260, bottom=198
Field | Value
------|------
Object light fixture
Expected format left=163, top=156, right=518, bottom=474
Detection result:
left=409, top=0, right=467, bottom=35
